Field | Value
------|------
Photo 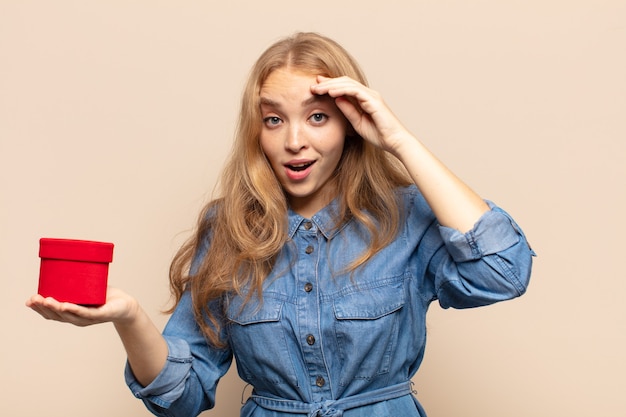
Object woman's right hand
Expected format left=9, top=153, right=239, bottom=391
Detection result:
left=26, top=287, right=139, bottom=327
left=27, top=286, right=169, bottom=386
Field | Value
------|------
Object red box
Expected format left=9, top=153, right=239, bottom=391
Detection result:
left=38, top=238, right=114, bottom=306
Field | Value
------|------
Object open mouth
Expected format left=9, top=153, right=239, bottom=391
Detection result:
left=286, top=161, right=314, bottom=172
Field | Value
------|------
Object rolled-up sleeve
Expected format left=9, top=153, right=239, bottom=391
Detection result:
left=434, top=202, right=535, bottom=309
left=124, top=290, right=233, bottom=417
left=125, top=337, right=194, bottom=409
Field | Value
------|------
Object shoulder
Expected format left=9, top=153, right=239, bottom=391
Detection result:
left=394, top=184, right=431, bottom=214
left=202, top=198, right=225, bottom=222
left=394, top=184, right=418, bottom=199
left=390, top=185, right=438, bottom=240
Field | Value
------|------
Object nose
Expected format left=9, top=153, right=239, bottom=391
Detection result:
left=285, top=124, right=307, bottom=152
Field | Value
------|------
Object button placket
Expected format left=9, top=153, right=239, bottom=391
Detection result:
left=295, top=220, right=331, bottom=397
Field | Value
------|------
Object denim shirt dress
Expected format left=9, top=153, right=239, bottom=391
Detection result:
left=125, top=185, right=534, bottom=417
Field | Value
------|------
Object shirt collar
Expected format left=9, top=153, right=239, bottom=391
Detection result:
left=287, top=199, right=349, bottom=240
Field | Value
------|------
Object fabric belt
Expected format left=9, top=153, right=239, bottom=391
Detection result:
left=250, top=381, right=414, bottom=417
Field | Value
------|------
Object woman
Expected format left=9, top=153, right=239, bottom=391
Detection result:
left=27, top=32, right=534, bottom=416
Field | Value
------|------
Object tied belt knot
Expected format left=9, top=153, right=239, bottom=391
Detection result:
left=250, top=381, right=413, bottom=417
left=310, top=402, right=341, bottom=417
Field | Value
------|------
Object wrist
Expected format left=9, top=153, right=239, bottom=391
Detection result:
left=113, top=296, right=142, bottom=327
left=386, top=130, right=422, bottom=162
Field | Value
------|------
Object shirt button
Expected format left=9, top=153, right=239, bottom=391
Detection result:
left=306, top=334, right=316, bottom=345
left=316, top=376, right=325, bottom=387
left=305, top=245, right=314, bottom=254
left=304, top=282, right=313, bottom=292
left=304, top=221, right=313, bottom=230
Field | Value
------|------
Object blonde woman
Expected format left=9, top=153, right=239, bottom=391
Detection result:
left=27, top=32, right=534, bottom=417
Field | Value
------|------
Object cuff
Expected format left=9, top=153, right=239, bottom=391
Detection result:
left=125, top=337, right=193, bottom=409
left=438, top=202, right=521, bottom=262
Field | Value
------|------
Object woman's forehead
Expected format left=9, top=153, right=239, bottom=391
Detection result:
left=259, top=69, right=318, bottom=103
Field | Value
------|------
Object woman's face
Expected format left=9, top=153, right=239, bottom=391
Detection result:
left=259, top=68, right=348, bottom=217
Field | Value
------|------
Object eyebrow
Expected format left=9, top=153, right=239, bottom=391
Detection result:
left=259, top=94, right=330, bottom=108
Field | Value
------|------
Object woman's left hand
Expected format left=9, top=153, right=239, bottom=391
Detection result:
left=311, top=75, right=410, bottom=156
left=313, top=75, right=489, bottom=233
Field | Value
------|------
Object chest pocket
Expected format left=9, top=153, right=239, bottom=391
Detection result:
left=333, top=277, right=405, bottom=385
left=226, top=295, right=297, bottom=387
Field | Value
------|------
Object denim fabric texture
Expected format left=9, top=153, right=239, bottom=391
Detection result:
left=125, top=185, right=534, bottom=417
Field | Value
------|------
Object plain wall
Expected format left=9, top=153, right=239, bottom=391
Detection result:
left=1, top=1, right=624, bottom=416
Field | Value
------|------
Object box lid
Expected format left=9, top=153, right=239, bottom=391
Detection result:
left=39, top=238, right=114, bottom=263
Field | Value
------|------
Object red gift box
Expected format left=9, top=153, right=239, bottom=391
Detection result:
left=38, top=238, right=114, bottom=306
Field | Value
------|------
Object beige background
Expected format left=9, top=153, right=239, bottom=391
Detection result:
left=1, top=1, right=624, bottom=416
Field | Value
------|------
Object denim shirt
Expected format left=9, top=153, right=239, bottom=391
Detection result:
left=125, top=185, right=534, bottom=417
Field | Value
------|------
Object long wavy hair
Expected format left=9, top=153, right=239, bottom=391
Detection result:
left=168, top=32, right=411, bottom=347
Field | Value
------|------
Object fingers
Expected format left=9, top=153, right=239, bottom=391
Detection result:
left=312, top=76, right=390, bottom=123
left=312, top=76, right=371, bottom=105
left=26, top=294, right=103, bottom=326
left=26, top=294, right=62, bottom=320
left=26, top=294, right=55, bottom=320
left=331, top=96, right=358, bottom=123
left=313, top=76, right=365, bottom=118
left=312, top=75, right=401, bottom=147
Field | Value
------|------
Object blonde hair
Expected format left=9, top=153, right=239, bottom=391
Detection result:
left=168, top=32, right=411, bottom=347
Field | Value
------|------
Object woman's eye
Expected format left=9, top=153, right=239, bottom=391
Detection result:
left=310, top=113, right=327, bottom=124
left=263, top=116, right=282, bottom=127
